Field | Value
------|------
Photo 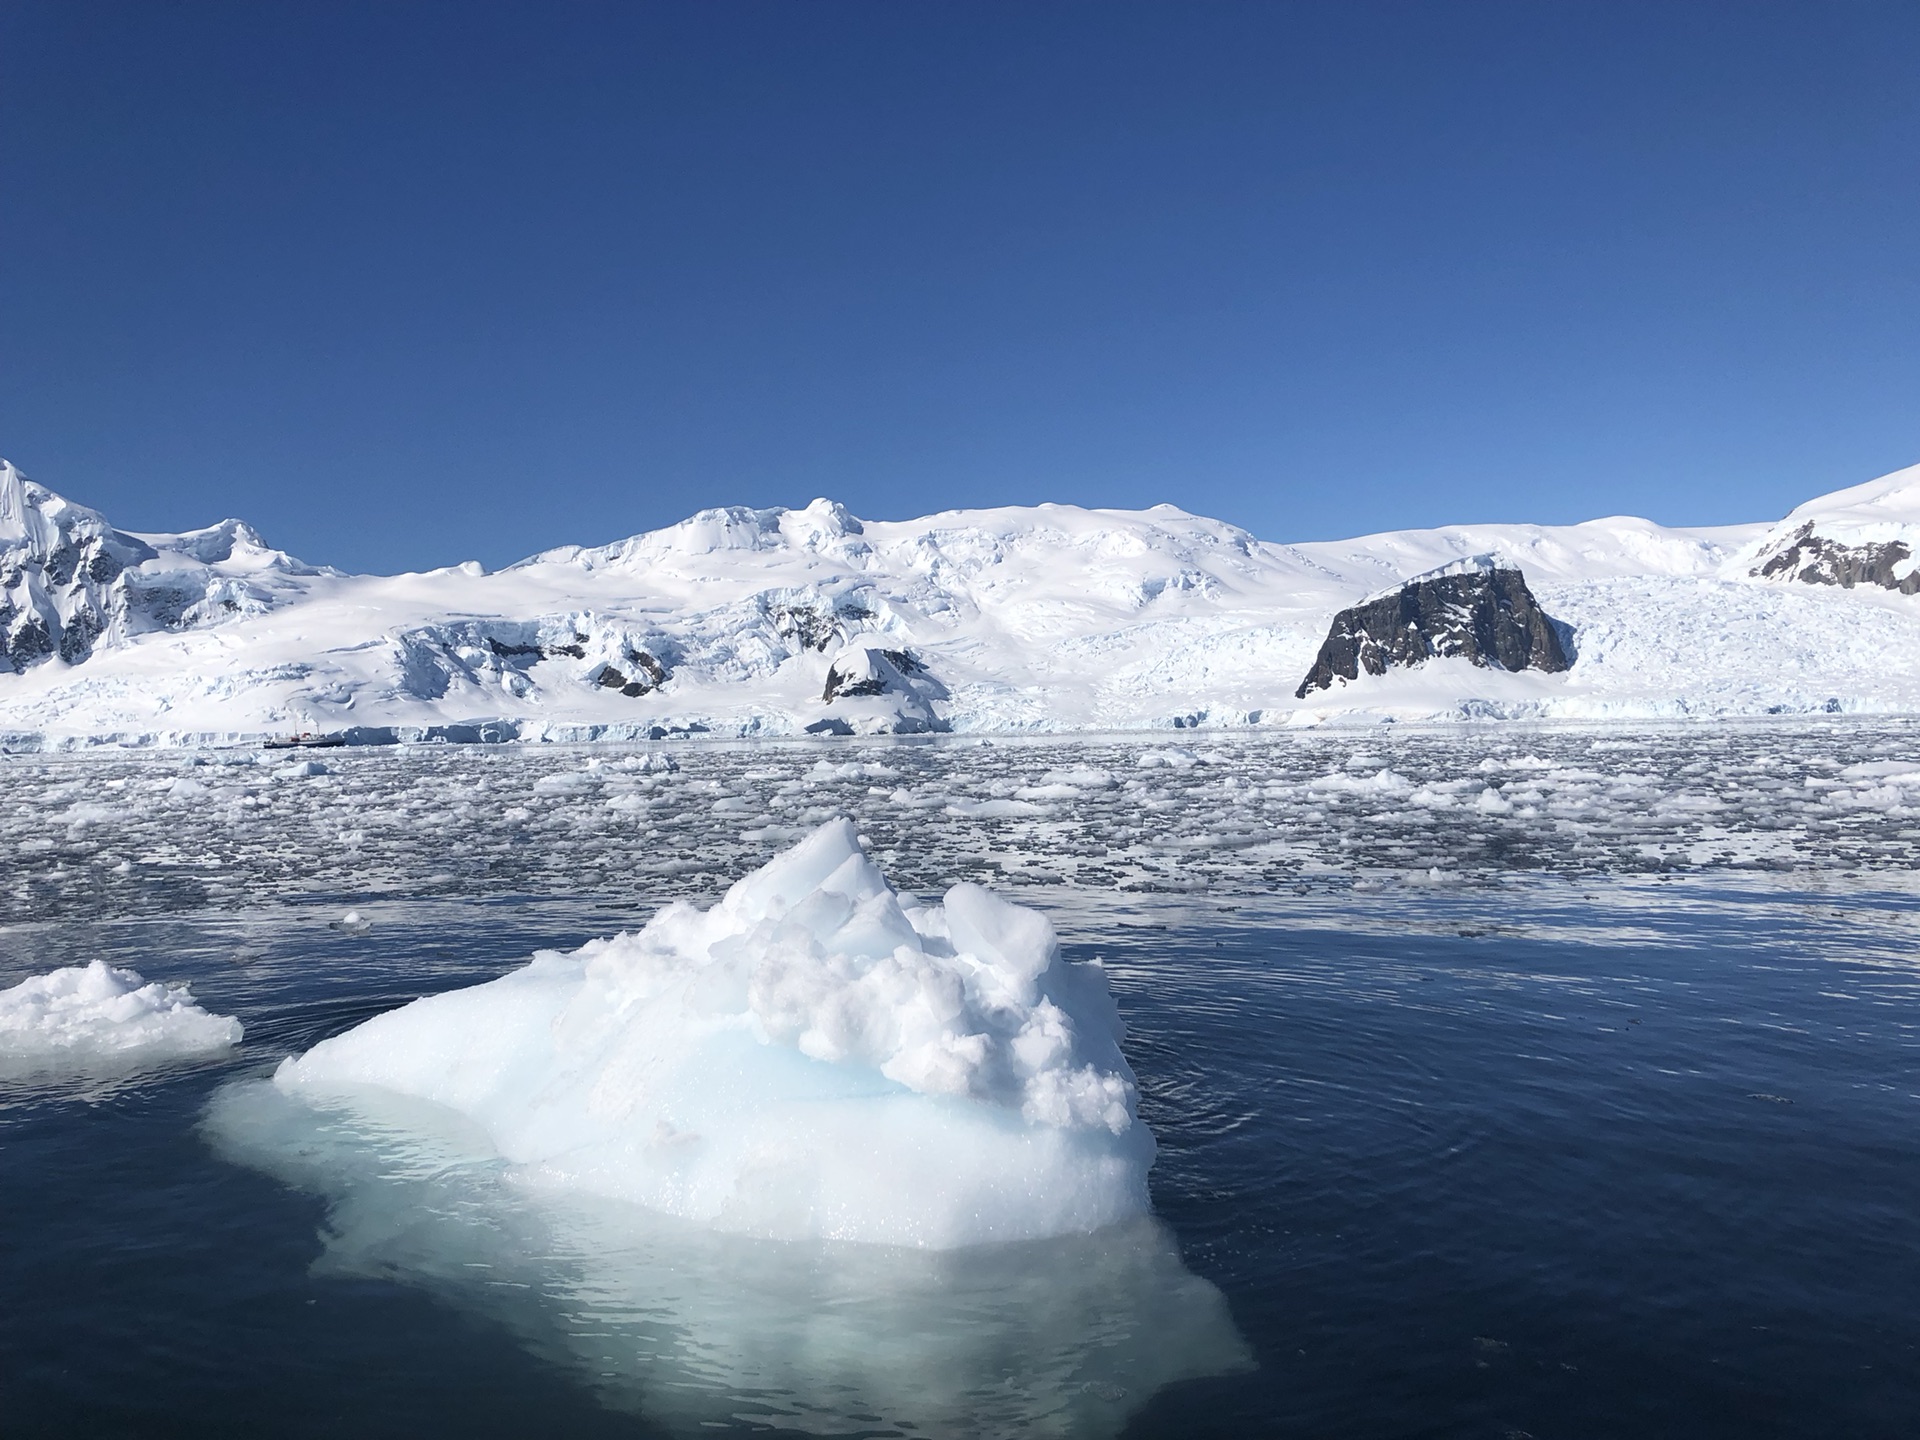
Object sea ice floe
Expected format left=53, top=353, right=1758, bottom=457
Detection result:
left=0, top=960, right=242, bottom=1066
left=275, top=818, right=1154, bottom=1247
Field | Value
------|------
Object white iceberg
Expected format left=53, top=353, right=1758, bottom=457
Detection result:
left=275, top=818, right=1155, bottom=1247
left=0, top=960, right=242, bottom=1067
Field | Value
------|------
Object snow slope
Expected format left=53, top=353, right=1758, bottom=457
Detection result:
left=2, top=455, right=1918, bottom=744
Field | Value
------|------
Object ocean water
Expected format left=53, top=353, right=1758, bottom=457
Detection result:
left=3, top=724, right=1919, bottom=1438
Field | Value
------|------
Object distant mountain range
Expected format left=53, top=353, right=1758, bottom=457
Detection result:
left=3, top=455, right=1919, bottom=747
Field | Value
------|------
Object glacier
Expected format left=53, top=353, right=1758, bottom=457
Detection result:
left=4, top=454, right=1920, bottom=746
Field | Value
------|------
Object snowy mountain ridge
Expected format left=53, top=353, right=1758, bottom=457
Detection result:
left=2, top=455, right=1919, bottom=747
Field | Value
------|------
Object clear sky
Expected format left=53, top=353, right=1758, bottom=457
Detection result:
left=2, top=1, right=1917, bottom=574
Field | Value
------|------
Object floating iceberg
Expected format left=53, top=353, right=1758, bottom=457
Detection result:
left=275, top=819, right=1155, bottom=1247
left=0, top=960, right=242, bottom=1067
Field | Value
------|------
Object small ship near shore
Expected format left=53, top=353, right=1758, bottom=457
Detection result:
left=262, top=733, right=347, bottom=750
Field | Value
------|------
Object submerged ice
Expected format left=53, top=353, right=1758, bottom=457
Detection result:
left=277, top=819, right=1153, bottom=1247
left=0, top=960, right=241, bottom=1065
left=208, top=1076, right=1246, bottom=1439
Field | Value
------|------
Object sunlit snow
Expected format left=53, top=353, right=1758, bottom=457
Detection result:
left=6, top=456, right=1920, bottom=744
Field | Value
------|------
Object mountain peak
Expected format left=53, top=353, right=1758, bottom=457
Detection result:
left=0, top=459, right=152, bottom=565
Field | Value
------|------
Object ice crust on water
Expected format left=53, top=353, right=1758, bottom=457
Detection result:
left=0, top=960, right=241, bottom=1064
left=278, top=819, right=1153, bottom=1247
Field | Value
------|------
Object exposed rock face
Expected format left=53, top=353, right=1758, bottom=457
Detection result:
left=822, top=647, right=924, bottom=702
left=1296, top=559, right=1571, bottom=698
left=391, top=616, right=674, bottom=702
left=771, top=596, right=876, bottom=652
left=0, top=463, right=155, bottom=672
left=1750, top=522, right=1920, bottom=594
left=594, top=651, right=667, bottom=697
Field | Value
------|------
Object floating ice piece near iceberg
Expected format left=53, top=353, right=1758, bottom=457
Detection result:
left=275, top=818, right=1155, bottom=1247
left=0, top=960, right=242, bottom=1068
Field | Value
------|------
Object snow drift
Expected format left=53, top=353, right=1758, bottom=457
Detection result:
left=275, top=819, right=1153, bottom=1247
left=0, top=960, right=242, bottom=1067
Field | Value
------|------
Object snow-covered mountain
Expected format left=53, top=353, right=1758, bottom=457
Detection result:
left=1740, top=464, right=1920, bottom=595
left=0, top=462, right=330, bottom=675
left=3, top=454, right=1919, bottom=747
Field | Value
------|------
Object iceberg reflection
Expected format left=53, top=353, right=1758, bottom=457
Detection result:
left=207, top=1079, right=1252, bottom=1437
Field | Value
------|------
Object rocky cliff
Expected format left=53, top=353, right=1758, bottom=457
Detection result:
left=0, top=462, right=157, bottom=670
left=1749, top=522, right=1920, bottom=595
left=1296, top=557, right=1571, bottom=697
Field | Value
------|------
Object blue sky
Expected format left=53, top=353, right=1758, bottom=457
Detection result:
left=2, top=1, right=1917, bottom=573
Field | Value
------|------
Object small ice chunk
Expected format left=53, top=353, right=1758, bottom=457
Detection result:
left=278, top=819, right=1154, bottom=1248
left=533, top=770, right=596, bottom=795
left=0, top=961, right=242, bottom=1066
left=805, top=759, right=898, bottom=783
left=1136, top=747, right=1199, bottom=770
left=1040, top=766, right=1116, bottom=789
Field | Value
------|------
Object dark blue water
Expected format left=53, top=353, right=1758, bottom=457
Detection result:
left=4, top=872, right=1917, bottom=1438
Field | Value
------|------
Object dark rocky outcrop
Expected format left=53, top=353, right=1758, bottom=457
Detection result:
left=1295, top=562, right=1571, bottom=698
left=394, top=619, right=675, bottom=702
left=487, top=634, right=591, bottom=663
left=822, top=648, right=923, bottom=702
left=769, top=595, right=878, bottom=653
left=1750, top=522, right=1920, bottom=594
left=813, top=642, right=948, bottom=734
left=594, top=650, right=668, bottom=697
